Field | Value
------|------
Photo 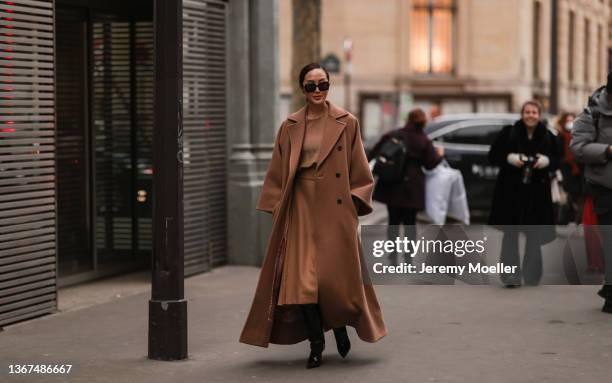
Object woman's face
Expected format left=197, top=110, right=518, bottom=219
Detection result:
left=563, top=115, right=575, bottom=131
left=302, top=68, right=329, bottom=106
left=521, top=104, right=540, bottom=128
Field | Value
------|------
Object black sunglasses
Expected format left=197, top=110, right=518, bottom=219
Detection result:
left=303, top=81, right=330, bottom=93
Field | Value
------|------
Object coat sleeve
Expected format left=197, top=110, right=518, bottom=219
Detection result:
left=420, top=136, right=443, bottom=170
left=349, top=118, right=374, bottom=216
left=570, top=108, right=610, bottom=165
left=488, top=125, right=512, bottom=167
left=256, top=122, right=286, bottom=214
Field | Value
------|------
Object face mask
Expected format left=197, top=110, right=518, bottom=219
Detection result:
left=564, top=122, right=573, bottom=131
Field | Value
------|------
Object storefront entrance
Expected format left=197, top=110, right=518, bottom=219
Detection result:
left=55, top=0, right=154, bottom=285
left=0, top=0, right=228, bottom=326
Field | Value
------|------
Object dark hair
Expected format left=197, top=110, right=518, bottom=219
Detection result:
left=298, top=63, right=330, bottom=88
left=407, top=108, right=426, bottom=124
left=520, top=100, right=542, bottom=115
left=557, top=112, right=575, bottom=127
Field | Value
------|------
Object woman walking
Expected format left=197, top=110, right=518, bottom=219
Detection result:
left=488, top=100, right=559, bottom=286
left=367, top=108, right=443, bottom=265
left=239, top=63, right=387, bottom=368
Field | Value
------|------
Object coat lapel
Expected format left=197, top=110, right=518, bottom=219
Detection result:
left=316, top=102, right=349, bottom=170
left=287, top=106, right=306, bottom=176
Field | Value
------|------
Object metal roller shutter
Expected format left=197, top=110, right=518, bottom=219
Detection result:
left=92, top=14, right=135, bottom=260
left=91, top=13, right=153, bottom=268
left=182, top=0, right=227, bottom=276
left=0, top=0, right=56, bottom=327
left=134, top=19, right=154, bottom=254
left=56, top=5, right=91, bottom=278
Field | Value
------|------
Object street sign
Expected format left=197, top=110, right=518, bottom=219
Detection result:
left=321, top=53, right=341, bottom=74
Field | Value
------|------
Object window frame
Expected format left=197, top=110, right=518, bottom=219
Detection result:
left=410, top=0, right=457, bottom=75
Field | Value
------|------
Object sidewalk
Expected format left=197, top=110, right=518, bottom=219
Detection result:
left=2, top=264, right=612, bottom=383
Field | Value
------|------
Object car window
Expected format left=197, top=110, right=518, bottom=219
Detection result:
left=425, top=120, right=467, bottom=135
left=439, top=124, right=504, bottom=145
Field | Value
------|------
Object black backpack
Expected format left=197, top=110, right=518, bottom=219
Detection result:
left=373, top=131, right=408, bottom=183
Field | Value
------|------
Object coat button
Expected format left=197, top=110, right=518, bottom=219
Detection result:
left=337, top=198, right=342, bottom=204
left=336, top=172, right=341, bottom=178
left=337, top=145, right=343, bottom=151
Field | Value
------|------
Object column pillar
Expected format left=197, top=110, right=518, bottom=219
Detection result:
left=227, top=0, right=279, bottom=265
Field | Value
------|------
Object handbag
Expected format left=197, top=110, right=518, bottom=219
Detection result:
left=447, top=167, right=470, bottom=225
left=423, top=160, right=470, bottom=225
left=551, top=170, right=568, bottom=205
left=551, top=169, right=573, bottom=225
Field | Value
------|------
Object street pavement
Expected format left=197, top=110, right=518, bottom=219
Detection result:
left=3, top=269, right=612, bottom=382
left=1, top=204, right=612, bottom=383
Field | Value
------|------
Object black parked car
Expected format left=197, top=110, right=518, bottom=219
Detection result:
left=425, top=113, right=520, bottom=220
left=366, top=113, right=556, bottom=220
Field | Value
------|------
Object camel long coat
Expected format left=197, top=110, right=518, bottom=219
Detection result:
left=239, top=102, right=387, bottom=347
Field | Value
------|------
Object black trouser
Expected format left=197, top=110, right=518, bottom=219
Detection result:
left=596, top=211, right=612, bottom=285
left=499, top=229, right=543, bottom=286
left=387, top=206, right=417, bottom=265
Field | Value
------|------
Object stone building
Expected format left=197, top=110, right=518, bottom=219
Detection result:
left=278, top=0, right=610, bottom=145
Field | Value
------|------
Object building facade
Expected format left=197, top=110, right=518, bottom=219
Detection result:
left=279, top=0, right=610, bottom=146
left=0, top=0, right=278, bottom=327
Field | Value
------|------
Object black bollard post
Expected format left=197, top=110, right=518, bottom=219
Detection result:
left=148, top=0, right=187, bottom=361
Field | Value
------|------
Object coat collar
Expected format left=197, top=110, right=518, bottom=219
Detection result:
left=514, top=119, right=547, bottom=136
left=287, top=101, right=349, bottom=123
left=286, top=101, right=350, bottom=173
left=512, top=119, right=550, bottom=148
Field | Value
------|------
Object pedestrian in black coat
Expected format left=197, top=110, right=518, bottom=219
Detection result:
left=488, top=100, right=559, bottom=286
left=368, top=108, right=443, bottom=264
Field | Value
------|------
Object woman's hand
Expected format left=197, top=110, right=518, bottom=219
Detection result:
left=534, top=153, right=550, bottom=169
left=507, top=153, right=525, bottom=168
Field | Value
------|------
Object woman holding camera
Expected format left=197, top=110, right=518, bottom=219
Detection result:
left=488, top=100, right=559, bottom=286
left=239, top=63, right=387, bottom=368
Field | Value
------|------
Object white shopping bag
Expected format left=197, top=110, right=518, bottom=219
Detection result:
left=423, top=160, right=454, bottom=225
left=447, top=168, right=470, bottom=225
left=423, top=160, right=470, bottom=225
left=551, top=170, right=568, bottom=205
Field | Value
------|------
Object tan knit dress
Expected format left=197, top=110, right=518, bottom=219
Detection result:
left=277, top=107, right=327, bottom=305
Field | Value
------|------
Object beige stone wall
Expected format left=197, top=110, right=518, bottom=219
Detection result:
left=558, top=0, right=610, bottom=111
left=460, top=0, right=522, bottom=79
left=278, top=0, right=610, bottom=129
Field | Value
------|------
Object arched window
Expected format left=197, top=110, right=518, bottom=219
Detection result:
left=410, top=0, right=455, bottom=74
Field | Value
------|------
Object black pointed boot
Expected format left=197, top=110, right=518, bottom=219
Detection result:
left=301, top=304, right=325, bottom=369
left=603, top=285, right=612, bottom=314
left=597, top=284, right=610, bottom=299
left=333, top=326, right=351, bottom=358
